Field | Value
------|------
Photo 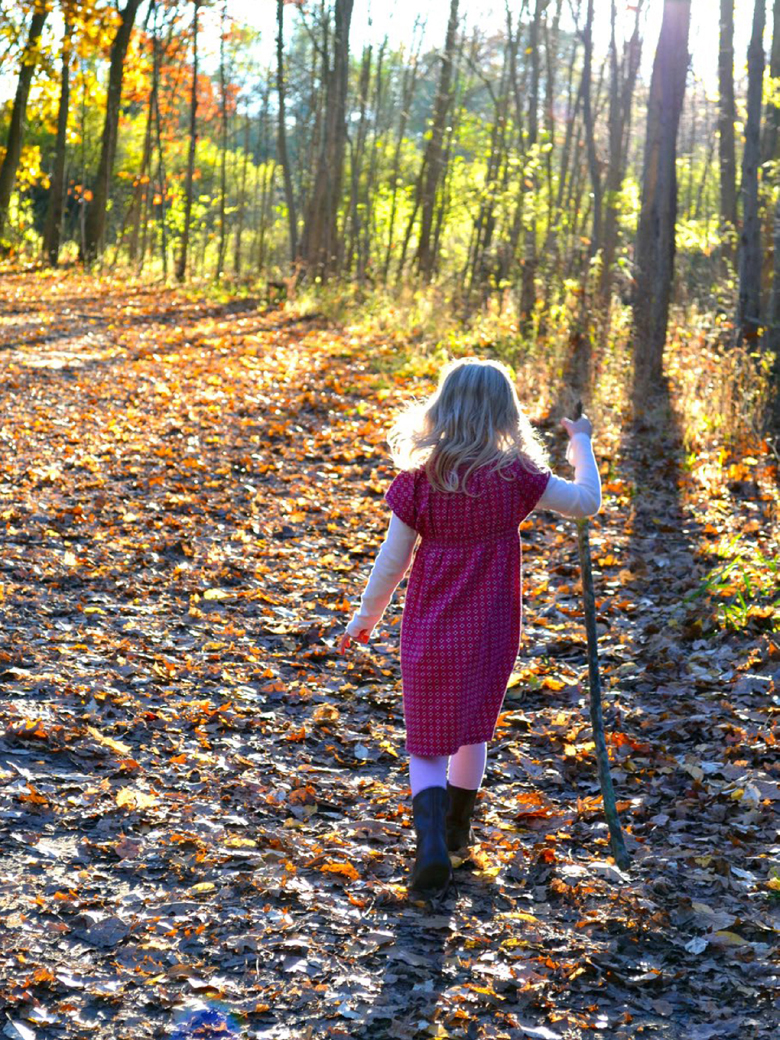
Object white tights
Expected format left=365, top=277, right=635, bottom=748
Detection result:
left=409, top=742, right=487, bottom=797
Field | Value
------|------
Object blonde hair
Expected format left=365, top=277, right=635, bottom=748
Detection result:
left=387, top=357, right=549, bottom=494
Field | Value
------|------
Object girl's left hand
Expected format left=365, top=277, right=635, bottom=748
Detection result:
left=338, top=629, right=370, bottom=653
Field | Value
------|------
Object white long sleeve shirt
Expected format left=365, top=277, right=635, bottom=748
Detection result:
left=345, top=432, right=601, bottom=637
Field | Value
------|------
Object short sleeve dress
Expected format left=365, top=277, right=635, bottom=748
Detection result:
left=385, top=458, right=550, bottom=756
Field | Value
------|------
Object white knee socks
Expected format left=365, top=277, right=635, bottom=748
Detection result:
left=409, top=754, right=448, bottom=797
left=448, top=742, right=487, bottom=790
left=409, top=742, right=487, bottom=797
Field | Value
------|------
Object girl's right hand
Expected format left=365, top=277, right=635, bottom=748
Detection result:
left=560, top=414, right=593, bottom=438
left=338, top=629, right=370, bottom=654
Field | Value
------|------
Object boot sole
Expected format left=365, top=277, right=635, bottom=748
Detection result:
left=410, top=861, right=452, bottom=893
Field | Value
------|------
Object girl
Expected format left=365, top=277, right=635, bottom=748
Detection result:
left=338, top=358, right=601, bottom=895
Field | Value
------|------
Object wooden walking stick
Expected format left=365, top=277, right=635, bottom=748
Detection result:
left=571, top=402, right=630, bottom=870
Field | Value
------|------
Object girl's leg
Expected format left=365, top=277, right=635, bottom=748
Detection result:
left=409, top=753, right=448, bottom=797
left=407, top=753, right=452, bottom=893
left=447, top=741, right=487, bottom=790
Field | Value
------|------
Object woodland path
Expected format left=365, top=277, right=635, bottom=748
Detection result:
left=0, top=270, right=777, bottom=1040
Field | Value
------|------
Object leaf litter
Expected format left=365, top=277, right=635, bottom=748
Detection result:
left=0, top=269, right=778, bottom=1039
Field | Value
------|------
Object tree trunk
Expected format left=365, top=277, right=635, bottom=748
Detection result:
left=234, top=112, right=250, bottom=276
left=81, top=0, right=143, bottom=262
left=276, top=0, right=298, bottom=264
left=581, top=0, right=602, bottom=258
left=298, top=0, right=355, bottom=279
left=737, top=0, right=766, bottom=344
left=599, top=0, right=642, bottom=304
left=128, top=76, right=155, bottom=266
left=42, top=16, right=73, bottom=266
left=761, top=0, right=780, bottom=164
left=151, top=11, right=168, bottom=279
left=345, top=43, right=372, bottom=275
left=217, top=0, right=228, bottom=278
left=768, top=193, right=780, bottom=432
left=382, top=34, right=422, bottom=283
left=519, top=0, right=546, bottom=326
left=632, top=0, right=691, bottom=394
left=0, top=3, right=49, bottom=243
left=176, top=0, right=200, bottom=283
left=718, top=0, right=738, bottom=261
left=414, top=0, right=459, bottom=281
left=359, top=38, right=386, bottom=283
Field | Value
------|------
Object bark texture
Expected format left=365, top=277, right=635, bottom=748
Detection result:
left=632, top=0, right=691, bottom=393
left=82, top=0, right=143, bottom=262
left=0, top=3, right=49, bottom=243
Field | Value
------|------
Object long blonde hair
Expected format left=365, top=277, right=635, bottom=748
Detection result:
left=387, top=357, right=549, bottom=493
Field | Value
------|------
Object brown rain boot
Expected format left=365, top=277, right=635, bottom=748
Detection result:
left=445, top=782, right=478, bottom=851
left=408, top=786, right=453, bottom=894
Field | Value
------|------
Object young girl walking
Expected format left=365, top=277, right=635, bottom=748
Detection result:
left=338, top=358, right=601, bottom=895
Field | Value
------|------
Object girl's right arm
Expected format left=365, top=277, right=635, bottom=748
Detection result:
left=536, top=418, right=602, bottom=518
left=340, top=512, right=418, bottom=648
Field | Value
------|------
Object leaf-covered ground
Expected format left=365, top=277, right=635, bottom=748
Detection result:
left=0, top=269, right=778, bottom=1040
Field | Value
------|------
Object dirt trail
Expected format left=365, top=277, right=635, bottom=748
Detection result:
left=0, top=270, right=777, bottom=1040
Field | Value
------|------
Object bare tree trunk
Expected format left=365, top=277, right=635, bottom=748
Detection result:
left=234, top=112, right=250, bottom=276
left=217, top=0, right=228, bottom=277
left=737, top=0, right=766, bottom=344
left=762, top=0, right=780, bottom=164
left=382, top=33, right=422, bottom=283
left=276, top=0, right=298, bottom=264
left=632, top=0, right=691, bottom=394
left=176, top=0, right=200, bottom=283
left=0, top=3, right=49, bottom=243
left=519, top=0, right=546, bottom=326
left=128, top=76, right=155, bottom=265
left=299, top=0, right=355, bottom=279
left=82, top=0, right=143, bottom=262
left=467, top=33, right=512, bottom=295
left=42, top=16, right=73, bottom=266
left=718, top=0, right=738, bottom=262
left=359, top=38, right=386, bottom=283
left=151, top=11, right=168, bottom=280
left=414, top=0, right=459, bottom=281
left=345, top=43, right=372, bottom=275
left=599, top=0, right=642, bottom=304
left=581, top=0, right=602, bottom=258
left=768, top=194, right=780, bottom=432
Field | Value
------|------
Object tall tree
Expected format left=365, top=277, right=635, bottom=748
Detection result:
left=519, top=0, right=547, bottom=325
left=0, top=1, right=50, bottom=244
left=276, top=0, right=297, bottom=264
left=761, top=0, right=780, bottom=164
left=82, top=0, right=143, bottom=262
left=42, top=7, right=74, bottom=265
left=298, top=0, right=355, bottom=278
left=176, top=0, right=201, bottom=283
left=217, top=0, right=229, bottom=277
left=737, top=0, right=766, bottom=344
left=581, top=0, right=602, bottom=259
left=632, top=0, right=692, bottom=393
left=765, top=0, right=780, bottom=394
left=718, top=0, right=738, bottom=261
left=599, top=0, right=643, bottom=305
left=414, top=0, right=459, bottom=281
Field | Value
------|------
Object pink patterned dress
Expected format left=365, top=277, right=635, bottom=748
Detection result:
left=385, top=459, right=551, bottom=756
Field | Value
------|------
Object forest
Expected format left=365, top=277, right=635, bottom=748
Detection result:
left=0, top=1, right=779, bottom=1039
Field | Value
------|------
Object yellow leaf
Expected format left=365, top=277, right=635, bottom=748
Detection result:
left=116, top=788, right=158, bottom=810
left=203, top=588, right=233, bottom=601
left=190, top=882, right=216, bottom=894
left=87, top=725, right=131, bottom=756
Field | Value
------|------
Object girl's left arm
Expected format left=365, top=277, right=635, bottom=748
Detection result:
left=343, top=512, right=418, bottom=642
